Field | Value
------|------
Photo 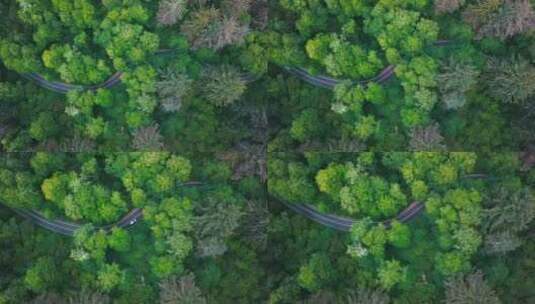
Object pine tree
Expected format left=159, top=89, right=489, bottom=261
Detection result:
left=486, top=56, right=535, bottom=104
left=202, top=65, right=247, bottom=107
left=156, top=70, right=192, bottom=112
left=445, top=271, right=501, bottom=304
left=437, top=59, right=479, bottom=110
left=194, top=198, right=243, bottom=257
left=240, top=200, right=269, bottom=250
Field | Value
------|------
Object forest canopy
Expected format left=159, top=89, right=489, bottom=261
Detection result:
left=0, top=0, right=534, bottom=303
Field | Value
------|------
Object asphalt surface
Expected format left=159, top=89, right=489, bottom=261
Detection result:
left=22, top=41, right=452, bottom=93
left=22, top=71, right=123, bottom=94
left=8, top=41, right=452, bottom=234
left=9, top=207, right=143, bottom=236
left=280, top=200, right=425, bottom=231
left=6, top=200, right=425, bottom=235
left=286, top=40, right=452, bottom=89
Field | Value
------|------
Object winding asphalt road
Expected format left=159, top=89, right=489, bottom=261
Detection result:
left=10, top=207, right=142, bottom=236
left=4, top=40, right=457, bottom=234
left=5, top=174, right=489, bottom=235
left=286, top=40, right=452, bottom=89
left=4, top=199, right=425, bottom=235
left=21, top=41, right=452, bottom=93
left=280, top=200, right=425, bottom=231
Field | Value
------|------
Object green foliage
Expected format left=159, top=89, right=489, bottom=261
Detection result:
left=297, top=253, right=334, bottom=291
left=0, top=0, right=534, bottom=302
left=97, top=263, right=124, bottom=292
left=378, top=260, right=407, bottom=290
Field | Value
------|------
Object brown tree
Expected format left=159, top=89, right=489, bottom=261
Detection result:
left=435, top=0, right=466, bottom=14
left=345, top=288, right=390, bottom=304
left=159, top=273, right=206, bottom=304
left=132, top=124, right=165, bottom=151
left=409, top=123, right=446, bottom=151
left=181, top=8, right=249, bottom=50
left=157, top=0, right=188, bottom=26
left=156, top=69, right=193, bottom=113
left=464, top=0, right=535, bottom=40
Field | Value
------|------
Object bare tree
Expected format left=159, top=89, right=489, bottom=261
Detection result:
left=435, top=0, right=466, bottom=14
left=463, top=0, right=504, bottom=30
left=437, top=58, right=479, bottom=110
left=478, top=0, right=535, bottom=40
left=345, top=288, right=390, bottom=304
left=303, top=291, right=337, bottom=304
left=159, top=273, right=206, bottom=304
left=483, top=231, right=522, bottom=255
left=217, top=142, right=266, bottom=182
left=67, top=290, right=111, bottom=304
left=222, top=0, right=252, bottom=18
left=132, top=124, right=165, bottom=151
left=29, top=293, right=66, bottom=304
left=181, top=8, right=249, bottom=50
left=156, top=69, right=193, bottom=113
left=445, top=271, right=501, bottom=304
left=60, top=135, right=96, bottom=152
left=409, top=123, right=446, bottom=151
left=157, top=0, right=188, bottom=26
left=251, top=0, right=268, bottom=29
left=464, top=0, right=535, bottom=40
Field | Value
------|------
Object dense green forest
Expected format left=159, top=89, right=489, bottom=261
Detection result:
left=0, top=0, right=534, bottom=303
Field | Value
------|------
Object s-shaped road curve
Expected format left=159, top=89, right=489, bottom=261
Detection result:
left=20, top=40, right=453, bottom=93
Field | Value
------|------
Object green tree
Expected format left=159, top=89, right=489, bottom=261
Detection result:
left=108, top=228, right=131, bottom=252
left=97, top=264, right=124, bottom=292
left=378, top=260, right=407, bottom=290
left=24, top=257, right=59, bottom=292
left=297, top=253, right=335, bottom=292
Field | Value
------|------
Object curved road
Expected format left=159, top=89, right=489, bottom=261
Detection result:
left=4, top=199, right=425, bottom=235
left=286, top=40, right=452, bottom=89
left=21, top=41, right=452, bottom=93
left=5, top=40, right=458, bottom=234
left=280, top=200, right=425, bottom=231
left=1, top=181, right=204, bottom=236
left=10, top=207, right=142, bottom=236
